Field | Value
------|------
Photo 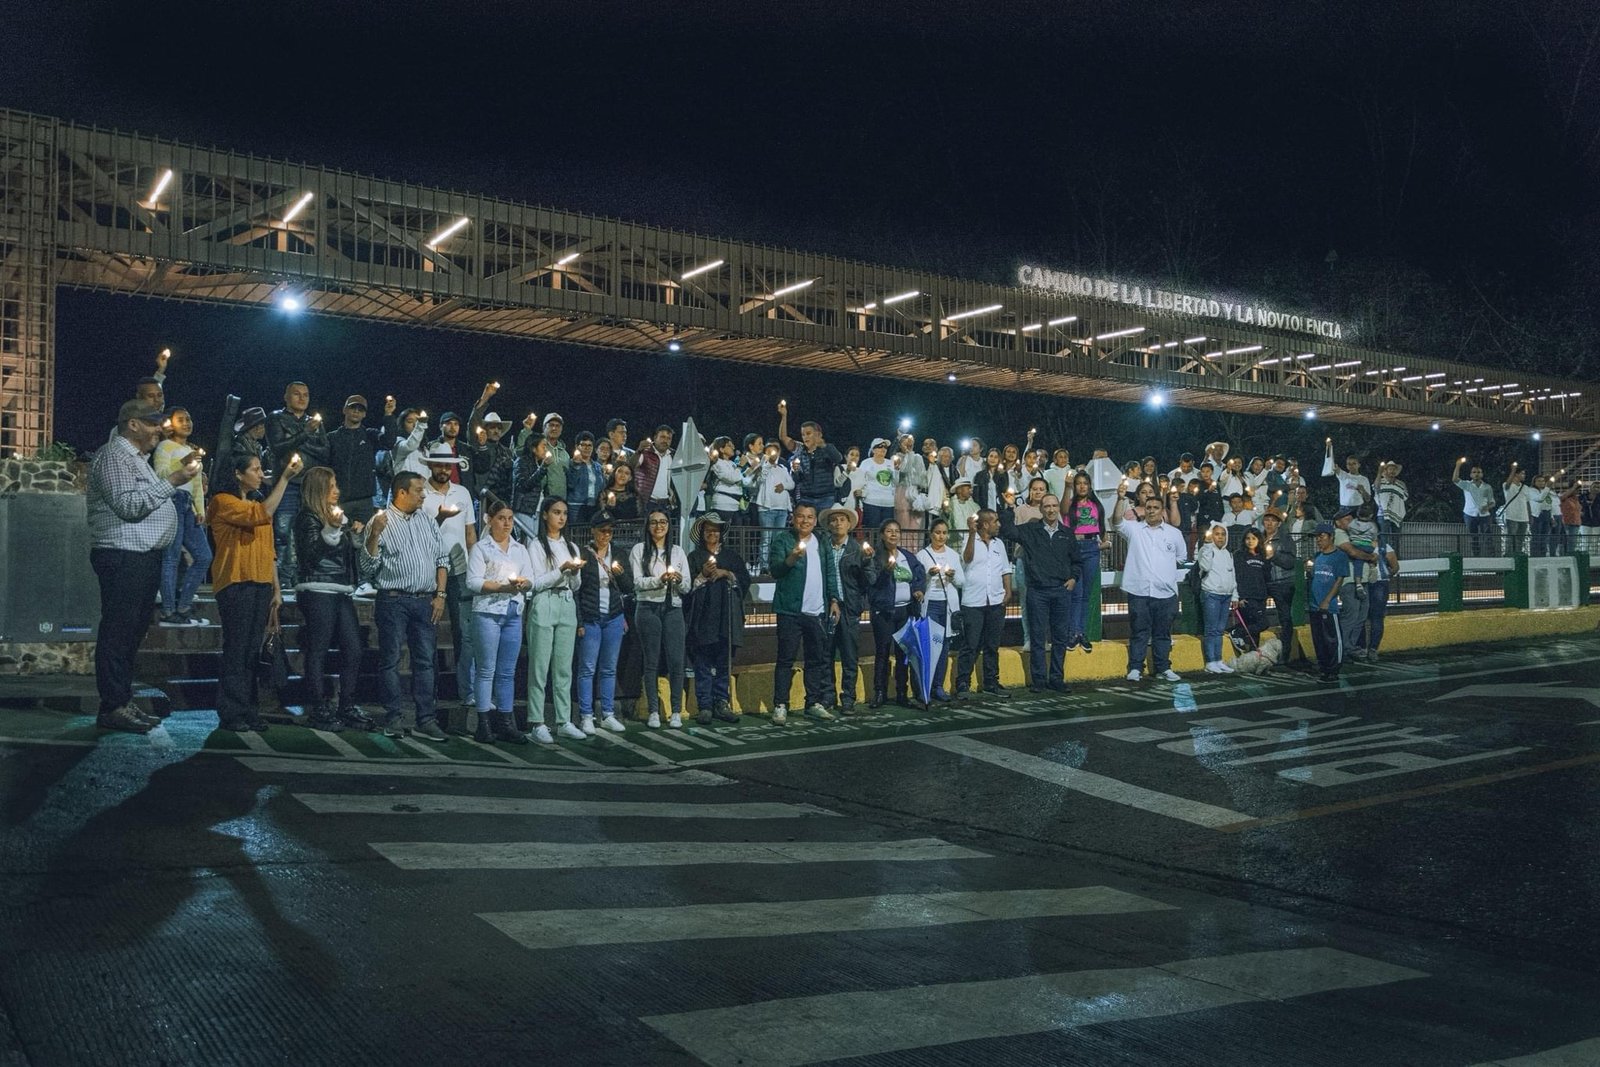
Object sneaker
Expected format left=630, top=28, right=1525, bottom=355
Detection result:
left=97, top=706, right=152, bottom=734
left=1048, top=681, right=1071, bottom=693
left=353, top=582, right=376, bottom=597
left=771, top=705, right=788, bottom=725
left=1126, top=669, right=1142, bottom=682
left=1216, top=661, right=1235, bottom=674
left=1080, top=638, right=1094, bottom=653
left=713, top=702, right=741, bottom=723
left=1204, top=661, right=1225, bottom=674
left=1065, top=634, right=1081, bottom=651
left=307, top=709, right=344, bottom=732
left=382, top=717, right=406, bottom=739
left=158, top=613, right=188, bottom=627
left=413, top=721, right=449, bottom=741
left=647, top=711, right=661, bottom=729
left=580, top=716, right=597, bottom=737
left=338, top=706, right=377, bottom=731
left=178, top=611, right=210, bottom=626
left=804, top=704, right=835, bottom=721
left=532, top=724, right=555, bottom=745
left=1367, top=651, right=1380, bottom=663
left=668, top=712, right=682, bottom=729
left=697, top=706, right=714, bottom=726
left=600, top=715, right=626, bottom=733
left=559, top=721, right=587, bottom=741
left=1159, top=669, right=1182, bottom=682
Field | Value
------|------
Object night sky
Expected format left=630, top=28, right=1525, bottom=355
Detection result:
left=6, top=1, right=1597, bottom=512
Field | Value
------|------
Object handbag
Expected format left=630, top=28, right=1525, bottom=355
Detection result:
left=256, top=605, right=290, bottom=690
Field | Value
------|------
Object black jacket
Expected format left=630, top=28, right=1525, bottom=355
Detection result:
left=685, top=544, right=751, bottom=650
left=971, top=468, right=1013, bottom=511
left=326, top=425, right=385, bottom=505
left=512, top=450, right=548, bottom=515
left=830, top=536, right=873, bottom=618
left=576, top=542, right=635, bottom=624
left=465, top=437, right=515, bottom=506
left=864, top=545, right=927, bottom=615
left=1234, top=550, right=1270, bottom=600
left=266, top=409, right=329, bottom=480
left=1264, top=527, right=1298, bottom=585
left=291, top=508, right=361, bottom=587
left=1010, top=520, right=1084, bottom=589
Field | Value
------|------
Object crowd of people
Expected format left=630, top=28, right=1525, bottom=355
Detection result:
left=82, top=358, right=1599, bottom=736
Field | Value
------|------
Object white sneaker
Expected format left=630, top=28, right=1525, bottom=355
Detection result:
left=1204, top=661, right=1224, bottom=674
left=600, top=715, right=626, bottom=733
left=1216, top=661, right=1235, bottom=674
left=771, top=704, right=788, bottom=725
left=668, top=712, right=682, bottom=728
left=647, top=711, right=661, bottom=729
left=1159, top=669, right=1182, bottom=682
left=533, top=724, right=555, bottom=745
left=805, top=703, right=835, bottom=722
left=559, top=721, right=587, bottom=741
left=580, top=716, right=597, bottom=736
left=353, top=582, right=375, bottom=597
left=1126, top=670, right=1142, bottom=682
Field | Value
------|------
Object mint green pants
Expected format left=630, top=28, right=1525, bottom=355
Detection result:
left=526, top=591, right=578, bottom=727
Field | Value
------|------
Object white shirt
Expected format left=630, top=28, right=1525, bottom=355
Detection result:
left=958, top=454, right=985, bottom=480
left=421, top=479, right=475, bottom=574
left=1333, top=469, right=1372, bottom=508
left=1197, top=541, right=1238, bottom=598
left=800, top=534, right=824, bottom=615
left=963, top=536, right=1012, bottom=607
left=528, top=536, right=582, bottom=595
left=631, top=542, right=691, bottom=604
left=466, top=535, right=532, bottom=616
left=1501, top=481, right=1532, bottom=522
left=593, top=544, right=618, bottom=615
left=918, top=545, right=964, bottom=611
left=750, top=460, right=794, bottom=511
left=1118, top=516, right=1187, bottom=598
left=1456, top=477, right=1496, bottom=517
left=1167, top=466, right=1201, bottom=486
left=856, top=458, right=899, bottom=507
left=1528, top=485, right=1554, bottom=518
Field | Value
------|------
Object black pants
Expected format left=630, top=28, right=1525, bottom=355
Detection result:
left=955, top=603, right=1005, bottom=692
left=217, top=581, right=274, bottom=724
left=870, top=605, right=911, bottom=700
left=90, top=547, right=164, bottom=714
left=1267, top=581, right=1296, bottom=651
left=299, top=590, right=363, bottom=710
left=830, top=611, right=861, bottom=707
left=774, top=612, right=829, bottom=709
left=1308, top=609, right=1342, bottom=677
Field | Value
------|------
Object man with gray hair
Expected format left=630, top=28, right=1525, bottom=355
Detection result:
left=88, top=399, right=203, bottom=733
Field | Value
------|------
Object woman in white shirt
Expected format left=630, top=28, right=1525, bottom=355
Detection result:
left=706, top=436, right=745, bottom=522
left=630, top=508, right=692, bottom=728
left=916, top=517, right=964, bottom=702
left=745, top=442, right=794, bottom=572
left=1196, top=522, right=1239, bottom=674
left=523, top=496, right=585, bottom=744
left=467, top=499, right=534, bottom=744
left=856, top=437, right=900, bottom=531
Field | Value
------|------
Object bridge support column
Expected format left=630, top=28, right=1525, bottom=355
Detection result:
left=0, top=112, right=57, bottom=456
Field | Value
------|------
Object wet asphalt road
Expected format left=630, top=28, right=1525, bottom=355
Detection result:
left=2, top=636, right=1599, bottom=1065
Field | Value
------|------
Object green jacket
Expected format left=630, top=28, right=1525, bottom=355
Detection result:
left=768, top=528, right=841, bottom=616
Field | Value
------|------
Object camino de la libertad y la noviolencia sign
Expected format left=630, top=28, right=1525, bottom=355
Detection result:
left=1017, top=264, right=1346, bottom=341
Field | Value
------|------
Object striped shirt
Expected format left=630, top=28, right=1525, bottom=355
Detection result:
left=364, top=504, right=449, bottom=592
left=87, top=435, right=178, bottom=552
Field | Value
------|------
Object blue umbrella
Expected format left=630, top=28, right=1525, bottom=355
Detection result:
left=894, top=612, right=946, bottom=707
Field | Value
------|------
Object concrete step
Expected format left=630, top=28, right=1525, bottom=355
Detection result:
left=0, top=674, right=172, bottom=719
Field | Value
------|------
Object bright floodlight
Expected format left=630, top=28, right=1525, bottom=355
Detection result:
left=882, top=290, right=920, bottom=305
left=145, top=169, right=174, bottom=205
left=771, top=278, right=815, bottom=298
left=959, top=438, right=971, bottom=451
left=1431, top=422, right=1440, bottom=431
left=1148, top=390, right=1166, bottom=408
left=556, top=252, right=581, bottom=266
left=1304, top=408, right=1317, bottom=420
left=946, top=372, right=958, bottom=383
left=1533, top=431, right=1542, bottom=441
left=899, top=417, right=912, bottom=431
left=426, top=217, right=471, bottom=249
left=681, top=259, right=724, bottom=280
left=947, top=303, right=1003, bottom=322
left=282, top=192, right=315, bottom=223
left=667, top=340, right=682, bottom=353
left=279, top=294, right=303, bottom=312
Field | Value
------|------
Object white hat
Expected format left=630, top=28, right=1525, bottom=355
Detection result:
left=869, top=437, right=890, bottom=451
left=952, top=476, right=973, bottom=490
left=423, top=443, right=462, bottom=466
left=481, top=411, right=510, bottom=426
left=542, top=412, right=563, bottom=427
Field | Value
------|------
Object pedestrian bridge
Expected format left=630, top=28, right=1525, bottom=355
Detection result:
left=1, top=107, right=1596, bottom=469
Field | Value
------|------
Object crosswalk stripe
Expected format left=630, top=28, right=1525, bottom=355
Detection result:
left=369, top=837, right=989, bottom=871
left=639, top=730, right=693, bottom=751
left=310, top=729, right=366, bottom=760
left=640, top=947, right=1426, bottom=1067
left=453, top=736, right=525, bottom=764
left=237, top=730, right=272, bottom=753
left=666, top=730, right=720, bottom=750
left=294, top=793, right=836, bottom=819
left=591, top=729, right=676, bottom=765
left=234, top=754, right=729, bottom=786
left=919, top=734, right=1252, bottom=829
left=395, top=736, right=450, bottom=760
left=481, top=885, right=1173, bottom=950
left=1468, top=1037, right=1600, bottom=1066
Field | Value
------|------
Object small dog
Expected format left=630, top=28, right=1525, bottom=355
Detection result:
left=1230, top=637, right=1282, bottom=675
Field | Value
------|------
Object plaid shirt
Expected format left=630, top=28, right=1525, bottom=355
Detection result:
left=87, top=435, right=179, bottom=552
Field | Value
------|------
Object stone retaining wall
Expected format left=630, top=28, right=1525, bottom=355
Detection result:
left=0, top=458, right=85, bottom=495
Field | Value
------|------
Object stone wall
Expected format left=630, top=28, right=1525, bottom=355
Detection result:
left=0, top=458, right=93, bottom=675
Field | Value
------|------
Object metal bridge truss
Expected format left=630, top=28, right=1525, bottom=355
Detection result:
left=1, top=108, right=1596, bottom=456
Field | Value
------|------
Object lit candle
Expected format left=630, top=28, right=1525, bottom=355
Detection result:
left=492, top=380, right=500, bottom=389
left=604, top=463, right=613, bottom=476
left=797, top=541, right=806, bottom=553
left=419, top=410, right=427, bottom=419
left=385, top=394, right=394, bottom=403
left=708, top=555, right=717, bottom=566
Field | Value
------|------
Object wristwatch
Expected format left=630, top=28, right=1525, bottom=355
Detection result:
left=432, top=591, right=445, bottom=598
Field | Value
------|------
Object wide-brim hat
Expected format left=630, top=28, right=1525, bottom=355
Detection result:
left=689, top=512, right=728, bottom=542
left=423, top=443, right=462, bottom=466
left=817, top=505, right=858, bottom=531
left=233, top=406, right=267, bottom=433
left=480, top=410, right=510, bottom=426
left=869, top=437, right=890, bottom=452
left=951, top=476, right=973, bottom=490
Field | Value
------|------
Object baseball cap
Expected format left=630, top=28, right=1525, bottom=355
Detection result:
left=1333, top=506, right=1357, bottom=520
left=1313, top=521, right=1336, bottom=536
left=118, top=399, right=167, bottom=425
left=344, top=394, right=368, bottom=409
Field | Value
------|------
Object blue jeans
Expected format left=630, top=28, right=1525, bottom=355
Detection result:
left=472, top=602, right=522, bottom=713
left=1127, top=594, right=1177, bottom=674
left=1363, top=580, right=1390, bottom=653
left=1024, top=584, right=1072, bottom=686
left=273, top=480, right=301, bottom=584
left=1465, top=514, right=1493, bottom=556
left=446, top=570, right=477, bottom=704
left=1066, top=538, right=1100, bottom=637
left=691, top=636, right=732, bottom=711
left=160, top=491, right=211, bottom=614
left=1202, top=592, right=1232, bottom=663
left=862, top=503, right=895, bottom=533
left=757, top=507, right=789, bottom=571
left=576, top=611, right=626, bottom=718
left=376, top=592, right=438, bottom=727
left=924, top=599, right=953, bottom=697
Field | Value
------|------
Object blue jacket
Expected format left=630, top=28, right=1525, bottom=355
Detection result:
left=865, top=545, right=927, bottom=615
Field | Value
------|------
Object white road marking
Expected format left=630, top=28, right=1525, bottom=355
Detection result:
left=1468, top=1037, right=1600, bottom=1066
left=309, top=729, right=366, bottom=760
left=481, top=885, right=1173, bottom=950
left=638, top=730, right=693, bottom=751
left=451, top=736, right=525, bottom=764
left=369, top=837, right=989, bottom=871
left=664, top=730, right=720, bottom=750
left=590, top=729, right=677, bottom=766
left=395, top=736, right=450, bottom=760
left=234, top=754, right=729, bottom=785
left=237, top=730, right=272, bottom=753
left=640, top=946, right=1427, bottom=1067
left=294, top=793, right=836, bottom=819
left=918, top=734, right=1252, bottom=829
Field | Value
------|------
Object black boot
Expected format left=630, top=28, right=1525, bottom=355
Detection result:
left=474, top=708, right=494, bottom=744
left=491, top=711, right=529, bottom=744
left=306, top=703, right=344, bottom=732
left=869, top=690, right=886, bottom=709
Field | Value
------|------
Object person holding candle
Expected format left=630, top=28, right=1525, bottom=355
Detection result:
left=706, top=436, right=746, bottom=525
left=776, top=402, right=846, bottom=515
left=1452, top=456, right=1497, bottom=557
left=575, top=510, right=634, bottom=734
left=466, top=497, right=535, bottom=743
left=566, top=431, right=604, bottom=526
left=153, top=406, right=212, bottom=627
left=821, top=504, right=872, bottom=713
left=856, top=437, right=900, bottom=532
left=603, top=460, right=639, bottom=523
left=265, top=381, right=330, bottom=588
left=767, top=503, right=843, bottom=723
left=915, top=517, right=963, bottom=702
left=421, top=443, right=479, bottom=729
left=686, top=513, right=751, bottom=724
left=1064, top=472, right=1108, bottom=653
left=1231, top=526, right=1270, bottom=653
left=292, top=466, right=375, bottom=732
left=524, top=495, right=586, bottom=744
left=631, top=508, right=692, bottom=727
left=512, top=435, right=551, bottom=541
left=745, top=440, right=794, bottom=572
left=864, top=519, right=926, bottom=707
left=1261, top=509, right=1299, bottom=661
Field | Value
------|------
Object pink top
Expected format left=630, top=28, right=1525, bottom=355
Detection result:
left=1067, top=496, right=1104, bottom=536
